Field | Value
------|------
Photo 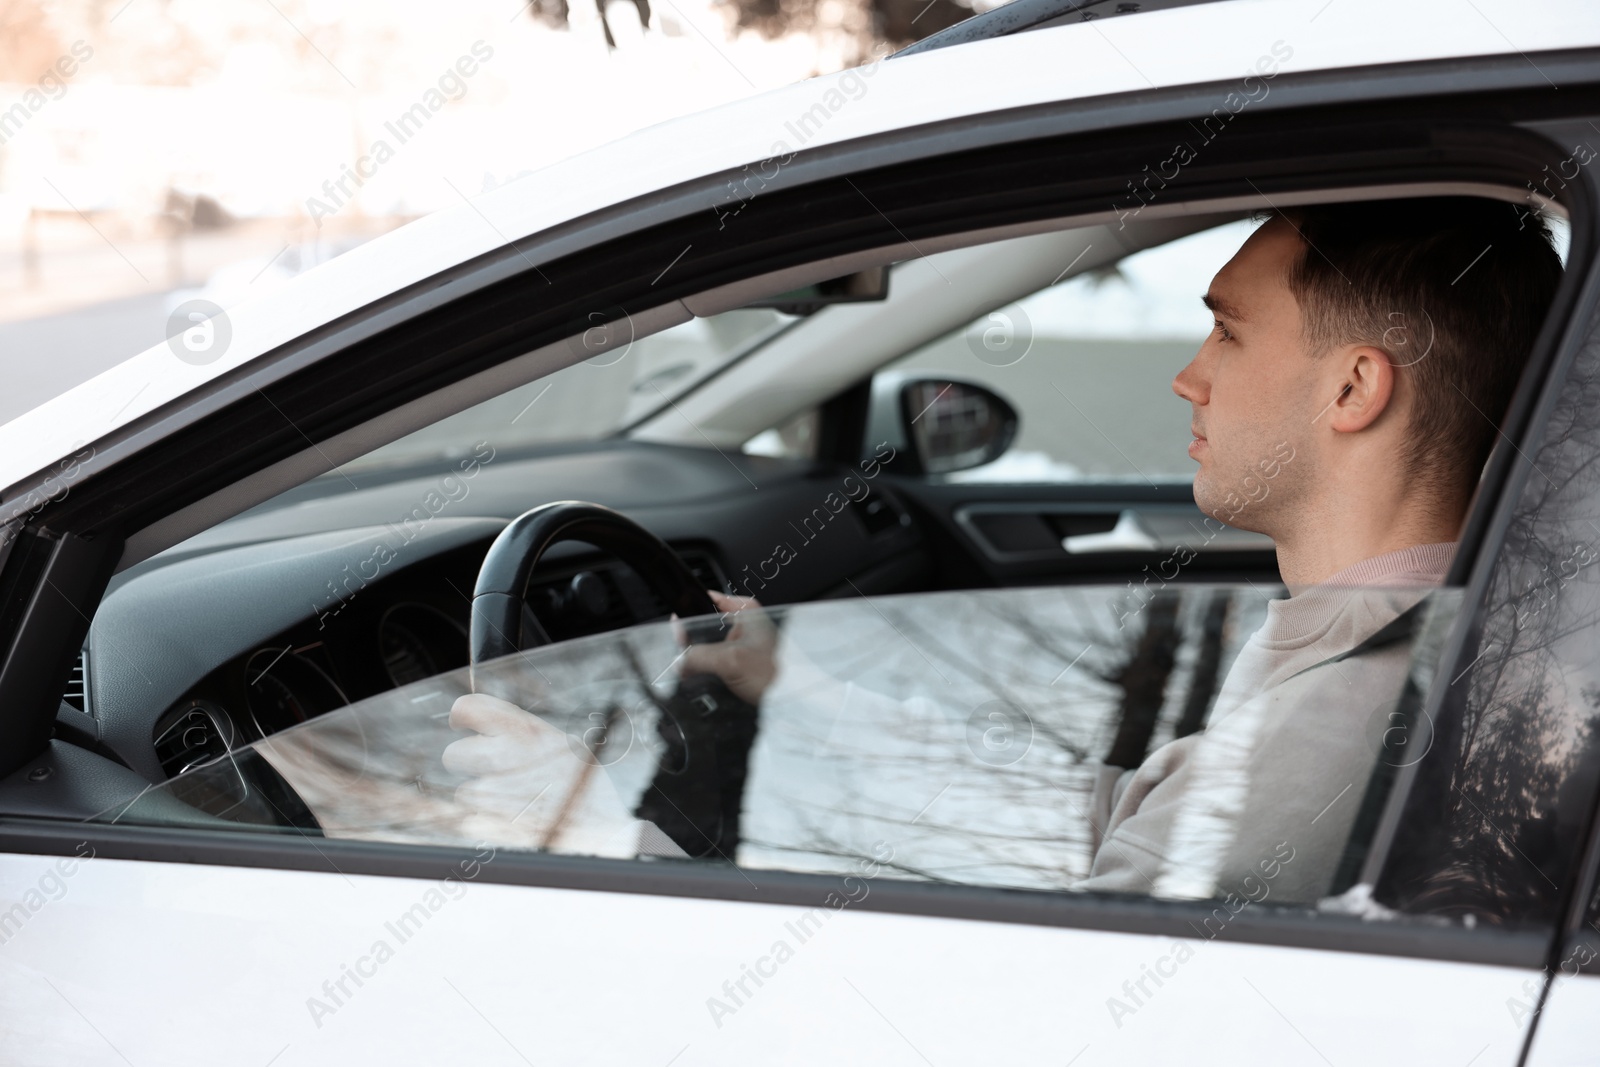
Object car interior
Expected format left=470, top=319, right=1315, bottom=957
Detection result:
left=71, top=212, right=1268, bottom=775
left=2, top=185, right=1577, bottom=914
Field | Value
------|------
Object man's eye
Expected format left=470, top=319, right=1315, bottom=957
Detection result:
left=1214, top=321, right=1234, bottom=341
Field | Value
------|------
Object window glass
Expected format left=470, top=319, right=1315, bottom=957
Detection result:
left=1378, top=298, right=1600, bottom=925
left=339, top=308, right=793, bottom=475
left=107, top=583, right=1460, bottom=911
left=877, top=220, right=1253, bottom=484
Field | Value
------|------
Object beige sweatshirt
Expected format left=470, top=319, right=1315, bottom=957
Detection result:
left=1076, top=542, right=1457, bottom=902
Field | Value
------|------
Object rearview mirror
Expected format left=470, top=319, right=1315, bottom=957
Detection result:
left=900, top=379, right=1018, bottom=475
left=741, top=266, right=889, bottom=315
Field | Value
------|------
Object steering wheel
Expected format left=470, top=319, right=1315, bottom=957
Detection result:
left=469, top=500, right=728, bottom=663
left=468, top=500, right=755, bottom=861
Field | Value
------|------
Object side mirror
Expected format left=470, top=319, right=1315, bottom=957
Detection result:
left=899, top=379, right=1018, bottom=475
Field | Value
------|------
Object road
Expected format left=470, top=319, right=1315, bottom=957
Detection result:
left=0, top=291, right=172, bottom=429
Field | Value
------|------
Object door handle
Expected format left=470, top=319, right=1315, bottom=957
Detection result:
left=1062, top=510, right=1159, bottom=553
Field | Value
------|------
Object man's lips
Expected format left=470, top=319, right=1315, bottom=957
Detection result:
left=1188, top=428, right=1207, bottom=459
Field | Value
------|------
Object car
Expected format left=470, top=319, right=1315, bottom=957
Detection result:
left=1, top=0, right=1599, bottom=1062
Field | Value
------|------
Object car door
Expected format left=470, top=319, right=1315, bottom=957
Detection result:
left=1525, top=917, right=1600, bottom=1067
left=0, top=578, right=1558, bottom=1067
left=3, top=23, right=1600, bottom=1067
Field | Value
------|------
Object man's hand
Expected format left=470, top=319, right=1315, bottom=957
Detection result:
left=445, top=692, right=571, bottom=784
left=678, top=590, right=779, bottom=705
left=443, top=692, right=639, bottom=856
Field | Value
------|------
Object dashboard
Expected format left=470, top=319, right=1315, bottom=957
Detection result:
left=68, top=441, right=928, bottom=785
left=147, top=539, right=730, bottom=782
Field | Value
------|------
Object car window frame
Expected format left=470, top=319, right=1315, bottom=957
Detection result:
left=1357, top=115, right=1600, bottom=966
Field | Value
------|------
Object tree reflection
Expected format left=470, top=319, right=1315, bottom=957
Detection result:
left=736, top=586, right=1257, bottom=890
left=1381, top=313, right=1600, bottom=924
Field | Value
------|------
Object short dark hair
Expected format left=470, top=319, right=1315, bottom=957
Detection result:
left=1270, top=198, right=1563, bottom=506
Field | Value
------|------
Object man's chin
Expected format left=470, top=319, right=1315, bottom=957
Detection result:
left=1191, top=477, right=1256, bottom=533
left=1192, top=496, right=1270, bottom=536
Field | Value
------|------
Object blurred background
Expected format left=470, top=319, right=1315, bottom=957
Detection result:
left=0, top=0, right=989, bottom=426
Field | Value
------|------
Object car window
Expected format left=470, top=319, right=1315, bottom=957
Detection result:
left=104, top=583, right=1462, bottom=910
left=874, top=220, right=1257, bottom=484
left=338, top=307, right=794, bottom=476
left=1375, top=286, right=1600, bottom=925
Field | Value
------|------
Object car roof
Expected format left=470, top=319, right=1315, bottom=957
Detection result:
left=894, top=0, right=1230, bottom=59
left=1, top=0, right=1596, bottom=504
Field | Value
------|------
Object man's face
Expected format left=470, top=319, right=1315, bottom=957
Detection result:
left=1172, top=218, right=1320, bottom=535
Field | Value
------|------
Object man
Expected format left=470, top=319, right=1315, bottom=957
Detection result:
left=446, top=197, right=1563, bottom=898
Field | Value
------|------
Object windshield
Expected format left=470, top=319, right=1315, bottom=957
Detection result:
left=336, top=307, right=794, bottom=475
left=102, top=584, right=1460, bottom=905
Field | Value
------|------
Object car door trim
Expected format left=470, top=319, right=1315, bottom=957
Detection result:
left=0, top=816, right=1551, bottom=970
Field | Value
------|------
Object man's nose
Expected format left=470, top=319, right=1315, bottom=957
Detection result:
left=1172, top=352, right=1207, bottom=404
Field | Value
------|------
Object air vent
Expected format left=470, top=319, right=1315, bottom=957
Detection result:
left=61, top=650, right=88, bottom=713
left=154, top=702, right=235, bottom=778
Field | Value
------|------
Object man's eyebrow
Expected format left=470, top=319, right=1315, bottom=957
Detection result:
left=1202, top=292, right=1247, bottom=322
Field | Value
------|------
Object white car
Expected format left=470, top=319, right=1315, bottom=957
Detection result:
left=1, top=0, right=1599, bottom=1063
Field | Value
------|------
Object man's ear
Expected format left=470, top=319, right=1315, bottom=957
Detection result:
left=1325, top=344, right=1395, bottom=434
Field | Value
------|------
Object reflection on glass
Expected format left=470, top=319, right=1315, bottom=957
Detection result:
left=101, top=584, right=1464, bottom=912
left=1379, top=313, right=1600, bottom=926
